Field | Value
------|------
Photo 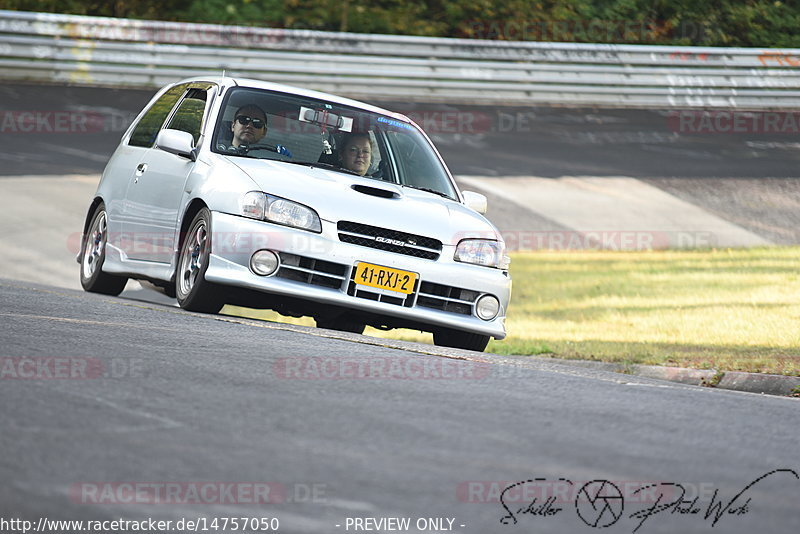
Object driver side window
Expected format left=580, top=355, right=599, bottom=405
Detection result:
left=128, top=84, right=187, bottom=148
left=166, top=89, right=208, bottom=146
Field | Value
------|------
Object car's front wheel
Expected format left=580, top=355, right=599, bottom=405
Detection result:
left=80, top=204, right=128, bottom=296
left=176, top=208, right=224, bottom=314
left=433, top=328, right=490, bottom=352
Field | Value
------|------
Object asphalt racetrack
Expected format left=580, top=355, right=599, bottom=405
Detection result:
left=0, top=82, right=799, bottom=533
left=1, top=279, right=798, bottom=533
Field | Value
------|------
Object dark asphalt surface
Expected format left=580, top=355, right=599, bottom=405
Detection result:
left=1, top=279, right=798, bottom=533
left=3, top=82, right=800, bottom=244
left=3, top=83, right=800, bottom=179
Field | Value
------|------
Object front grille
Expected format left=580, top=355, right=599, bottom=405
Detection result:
left=349, top=286, right=409, bottom=307
left=273, top=249, right=479, bottom=318
left=416, top=281, right=479, bottom=316
left=346, top=269, right=417, bottom=307
left=337, top=221, right=442, bottom=261
left=276, top=253, right=347, bottom=290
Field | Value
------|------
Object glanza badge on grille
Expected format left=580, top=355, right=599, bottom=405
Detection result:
left=376, top=236, right=408, bottom=247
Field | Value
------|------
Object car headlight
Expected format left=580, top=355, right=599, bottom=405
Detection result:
left=240, top=192, right=322, bottom=233
left=267, top=196, right=322, bottom=232
left=454, top=239, right=509, bottom=269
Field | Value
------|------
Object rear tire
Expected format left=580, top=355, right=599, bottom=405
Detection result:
left=433, top=328, right=490, bottom=352
left=176, top=208, right=224, bottom=314
left=80, top=204, right=128, bottom=296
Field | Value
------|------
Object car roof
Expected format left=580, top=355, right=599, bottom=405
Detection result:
left=173, top=75, right=412, bottom=123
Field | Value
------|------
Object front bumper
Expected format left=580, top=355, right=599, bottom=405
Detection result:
left=204, top=211, right=510, bottom=339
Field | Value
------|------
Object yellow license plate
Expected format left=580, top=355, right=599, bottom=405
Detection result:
left=354, top=262, right=417, bottom=294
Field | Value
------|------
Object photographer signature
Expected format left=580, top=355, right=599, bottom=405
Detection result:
left=499, top=469, right=798, bottom=532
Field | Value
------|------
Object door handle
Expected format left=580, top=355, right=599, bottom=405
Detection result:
left=134, top=163, right=147, bottom=182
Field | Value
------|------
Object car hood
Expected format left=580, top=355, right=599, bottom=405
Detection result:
left=227, top=157, right=500, bottom=246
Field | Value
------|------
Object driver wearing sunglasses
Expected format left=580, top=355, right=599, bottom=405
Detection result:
left=230, top=104, right=268, bottom=148
left=223, top=104, right=292, bottom=158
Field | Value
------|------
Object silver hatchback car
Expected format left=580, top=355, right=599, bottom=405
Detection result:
left=79, top=77, right=511, bottom=351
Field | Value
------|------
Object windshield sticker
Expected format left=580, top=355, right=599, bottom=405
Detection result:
left=377, top=116, right=414, bottom=131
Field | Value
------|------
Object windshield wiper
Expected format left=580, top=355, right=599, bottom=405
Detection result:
left=308, top=161, right=362, bottom=176
left=256, top=159, right=362, bottom=176
left=225, top=152, right=361, bottom=176
left=402, top=185, right=454, bottom=199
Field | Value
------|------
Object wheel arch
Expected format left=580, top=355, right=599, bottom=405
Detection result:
left=78, top=196, right=106, bottom=260
left=82, top=197, right=105, bottom=234
left=173, top=199, right=209, bottom=277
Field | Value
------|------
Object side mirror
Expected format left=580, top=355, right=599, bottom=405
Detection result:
left=462, top=190, right=488, bottom=214
left=156, top=129, right=196, bottom=161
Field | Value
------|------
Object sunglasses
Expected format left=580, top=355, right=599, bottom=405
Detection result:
left=235, top=115, right=266, bottom=129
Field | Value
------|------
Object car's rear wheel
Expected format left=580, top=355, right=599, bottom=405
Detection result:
left=176, top=208, right=224, bottom=314
left=80, top=204, right=128, bottom=296
left=433, top=328, right=490, bottom=352
left=315, top=315, right=366, bottom=334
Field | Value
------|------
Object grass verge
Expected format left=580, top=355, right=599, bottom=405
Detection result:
left=226, top=247, right=800, bottom=376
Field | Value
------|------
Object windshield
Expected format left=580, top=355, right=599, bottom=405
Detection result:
left=212, top=87, right=458, bottom=200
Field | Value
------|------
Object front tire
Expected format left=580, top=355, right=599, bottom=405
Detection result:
left=176, top=208, right=224, bottom=314
left=433, top=328, right=490, bottom=352
left=80, top=204, right=128, bottom=296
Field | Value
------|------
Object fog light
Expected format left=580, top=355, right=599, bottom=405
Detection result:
left=250, top=250, right=279, bottom=276
left=475, top=294, right=500, bottom=320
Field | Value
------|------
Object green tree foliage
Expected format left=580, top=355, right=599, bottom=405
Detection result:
left=0, top=0, right=193, bottom=19
left=2, top=0, right=799, bottom=47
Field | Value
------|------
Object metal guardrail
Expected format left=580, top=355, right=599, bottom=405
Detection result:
left=1, top=9, right=800, bottom=108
